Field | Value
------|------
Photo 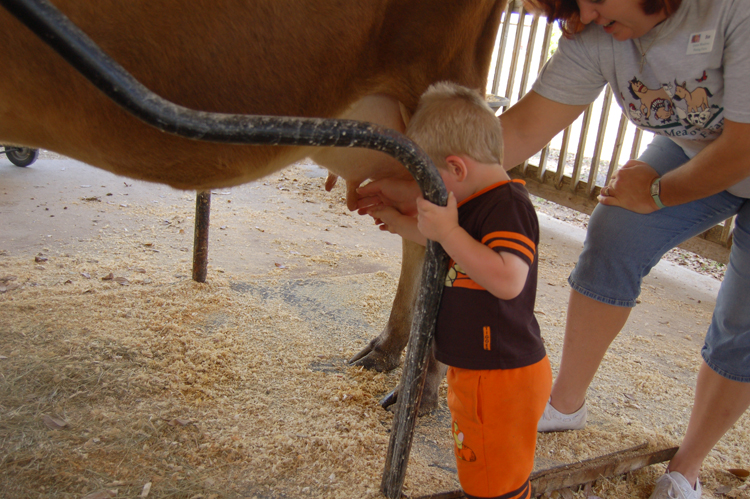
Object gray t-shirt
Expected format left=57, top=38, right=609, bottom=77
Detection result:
left=533, top=0, right=750, bottom=198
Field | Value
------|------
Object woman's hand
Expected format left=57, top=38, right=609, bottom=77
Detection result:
left=598, top=160, right=661, bottom=213
left=356, top=177, right=421, bottom=216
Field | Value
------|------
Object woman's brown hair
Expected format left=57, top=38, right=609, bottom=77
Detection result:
left=524, top=0, right=682, bottom=36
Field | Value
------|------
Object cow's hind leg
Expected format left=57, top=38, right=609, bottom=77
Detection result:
left=378, top=353, right=447, bottom=416
left=349, top=238, right=444, bottom=414
left=349, top=239, right=422, bottom=370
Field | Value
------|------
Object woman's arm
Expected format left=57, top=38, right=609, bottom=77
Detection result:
left=356, top=91, right=587, bottom=212
left=599, top=119, right=750, bottom=212
left=500, top=90, right=589, bottom=169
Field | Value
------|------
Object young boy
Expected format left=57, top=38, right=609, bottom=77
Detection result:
left=365, top=82, right=551, bottom=499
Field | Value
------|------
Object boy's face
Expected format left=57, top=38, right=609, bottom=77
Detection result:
left=439, top=169, right=461, bottom=196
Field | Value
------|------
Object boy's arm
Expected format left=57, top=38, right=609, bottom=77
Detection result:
left=418, top=193, right=530, bottom=300
left=366, top=205, right=427, bottom=246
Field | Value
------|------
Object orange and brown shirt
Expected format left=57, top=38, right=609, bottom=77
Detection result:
left=434, top=180, right=546, bottom=370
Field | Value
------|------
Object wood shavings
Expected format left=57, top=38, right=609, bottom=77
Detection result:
left=1, top=162, right=747, bottom=498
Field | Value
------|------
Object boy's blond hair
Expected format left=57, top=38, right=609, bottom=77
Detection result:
left=406, top=82, right=504, bottom=170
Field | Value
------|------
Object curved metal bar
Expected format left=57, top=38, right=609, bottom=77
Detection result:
left=0, top=0, right=449, bottom=497
left=0, top=0, right=448, bottom=204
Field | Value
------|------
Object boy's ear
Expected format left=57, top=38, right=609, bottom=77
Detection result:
left=445, top=155, right=468, bottom=181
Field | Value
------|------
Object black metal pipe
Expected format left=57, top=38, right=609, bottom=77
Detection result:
left=0, top=0, right=447, bottom=203
left=0, top=1, right=450, bottom=497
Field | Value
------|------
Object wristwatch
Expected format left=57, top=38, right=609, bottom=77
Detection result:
left=650, top=177, right=666, bottom=209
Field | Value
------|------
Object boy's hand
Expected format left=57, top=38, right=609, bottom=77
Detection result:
left=366, top=205, right=403, bottom=235
left=366, top=204, right=426, bottom=245
left=417, top=192, right=460, bottom=243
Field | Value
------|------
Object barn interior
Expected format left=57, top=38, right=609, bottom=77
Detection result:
left=1, top=153, right=747, bottom=498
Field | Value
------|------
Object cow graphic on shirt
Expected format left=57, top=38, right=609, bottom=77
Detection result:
left=628, top=77, right=673, bottom=121
left=626, top=74, right=722, bottom=133
left=672, top=80, right=714, bottom=127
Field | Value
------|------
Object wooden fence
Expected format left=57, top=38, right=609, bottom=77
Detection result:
left=489, top=1, right=733, bottom=264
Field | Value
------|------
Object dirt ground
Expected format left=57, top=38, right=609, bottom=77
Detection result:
left=1, top=154, right=748, bottom=499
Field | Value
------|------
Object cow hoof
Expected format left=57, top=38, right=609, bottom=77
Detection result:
left=379, top=387, right=438, bottom=416
left=348, top=340, right=401, bottom=372
left=379, top=388, right=398, bottom=409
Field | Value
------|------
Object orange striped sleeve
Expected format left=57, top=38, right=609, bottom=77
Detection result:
left=481, top=231, right=536, bottom=263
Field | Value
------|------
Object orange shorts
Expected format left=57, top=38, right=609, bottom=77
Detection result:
left=446, top=356, right=551, bottom=499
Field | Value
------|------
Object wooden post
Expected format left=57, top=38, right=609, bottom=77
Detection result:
left=192, top=190, right=211, bottom=283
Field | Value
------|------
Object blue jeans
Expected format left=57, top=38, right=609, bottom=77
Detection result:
left=568, top=135, right=750, bottom=382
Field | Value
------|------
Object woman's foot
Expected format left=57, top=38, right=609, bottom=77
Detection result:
left=648, top=471, right=702, bottom=499
left=536, top=399, right=587, bottom=432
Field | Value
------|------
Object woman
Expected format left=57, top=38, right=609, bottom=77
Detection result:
left=357, top=1, right=750, bottom=497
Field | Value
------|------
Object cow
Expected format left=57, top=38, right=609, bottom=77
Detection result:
left=0, top=0, right=506, bottom=413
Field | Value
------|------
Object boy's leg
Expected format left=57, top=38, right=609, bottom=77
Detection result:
left=447, top=358, right=551, bottom=499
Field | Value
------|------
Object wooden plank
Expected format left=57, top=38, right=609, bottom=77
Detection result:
left=530, top=444, right=677, bottom=495
left=534, top=23, right=554, bottom=183
left=538, top=20, right=554, bottom=74
left=407, top=444, right=679, bottom=499
left=719, top=217, right=735, bottom=245
left=538, top=144, right=550, bottom=182
left=517, top=12, right=539, bottom=175
left=518, top=13, right=539, bottom=99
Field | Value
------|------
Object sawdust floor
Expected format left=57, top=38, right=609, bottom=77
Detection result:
left=1, top=157, right=748, bottom=498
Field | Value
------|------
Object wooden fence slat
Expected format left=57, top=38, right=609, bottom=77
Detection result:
left=534, top=23, right=555, bottom=183
left=586, top=87, right=613, bottom=197
left=503, top=7, right=526, bottom=107
left=607, top=113, right=630, bottom=185
left=570, top=104, right=593, bottom=193
left=491, top=2, right=514, bottom=97
left=518, top=13, right=540, bottom=100
left=554, top=126, right=572, bottom=189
